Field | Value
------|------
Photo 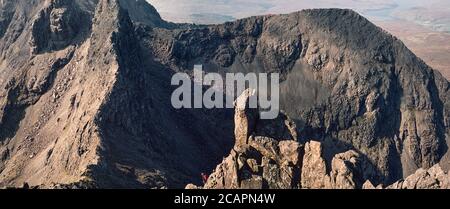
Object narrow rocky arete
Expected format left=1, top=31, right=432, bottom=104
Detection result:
left=0, top=0, right=449, bottom=189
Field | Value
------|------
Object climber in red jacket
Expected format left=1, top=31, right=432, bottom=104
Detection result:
left=201, top=173, right=209, bottom=184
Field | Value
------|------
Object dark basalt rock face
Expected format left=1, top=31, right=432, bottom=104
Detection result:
left=0, top=0, right=449, bottom=188
left=146, top=9, right=450, bottom=185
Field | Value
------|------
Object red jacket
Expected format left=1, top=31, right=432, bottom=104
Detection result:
left=201, top=173, right=209, bottom=184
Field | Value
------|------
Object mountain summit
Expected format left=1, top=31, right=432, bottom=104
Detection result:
left=0, top=0, right=449, bottom=188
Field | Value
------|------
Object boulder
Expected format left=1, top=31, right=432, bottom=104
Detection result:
left=185, top=184, right=202, bottom=189
left=301, top=141, right=329, bottom=189
left=329, top=151, right=360, bottom=189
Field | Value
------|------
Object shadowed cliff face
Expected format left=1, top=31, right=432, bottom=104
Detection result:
left=0, top=0, right=448, bottom=188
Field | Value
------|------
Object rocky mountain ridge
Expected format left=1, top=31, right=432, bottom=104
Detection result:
left=0, top=0, right=449, bottom=188
left=144, top=7, right=450, bottom=185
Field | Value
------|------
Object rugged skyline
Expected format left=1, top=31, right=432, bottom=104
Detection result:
left=146, top=0, right=450, bottom=29
left=146, top=0, right=450, bottom=79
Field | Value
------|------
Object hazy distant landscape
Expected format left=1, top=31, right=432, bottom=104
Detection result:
left=147, top=0, right=450, bottom=78
left=146, top=0, right=450, bottom=30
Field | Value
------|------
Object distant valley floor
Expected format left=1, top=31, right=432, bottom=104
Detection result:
left=377, top=20, right=450, bottom=80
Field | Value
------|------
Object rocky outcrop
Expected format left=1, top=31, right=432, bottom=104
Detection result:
left=329, top=150, right=366, bottom=189
left=362, top=164, right=450, bottom=189
left=383, top=165, right=450, bottom=189
left=190, top=90, right=362, bottom=189
left=198, top=90, right=302, bottom=189
left=301, top=141, right=371, bottom=189
left=204, top=137, right=303, bottom=189
left=30, top=0, right=88, bottom=53
left=191, top=95, right=450, bottom=189
left=301, top=141, right=329, bottom=188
